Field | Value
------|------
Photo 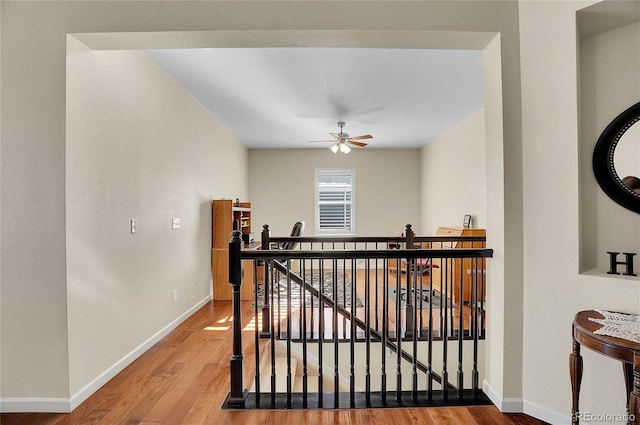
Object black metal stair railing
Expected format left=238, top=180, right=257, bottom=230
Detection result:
left=223, top=224, right=493, bottom=410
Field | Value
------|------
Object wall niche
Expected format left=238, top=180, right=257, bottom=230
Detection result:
left=578, top=2, right=640, bottom=277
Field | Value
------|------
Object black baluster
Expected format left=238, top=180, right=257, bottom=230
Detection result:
left=365, top=258, right=372, bottom=406
left=286, top=260, right=292, bottom=409
left=302, top=258, right=308, bottom=408
left=472, top=256, right=480, bottom=397
left=458, top=253, right=464, bottom=399
left=318, top=259, right=324, bottom=408
left=254, top=259, right=261, bottom=408
left=405, top=224, right=415, bottom=335
left=269, top=259, right=277, bottom=408
left=381, top=258, right=388, bottom=404
left=395, top=252, right=402, bottom=403
left=261, top=225, right=271, bottom=336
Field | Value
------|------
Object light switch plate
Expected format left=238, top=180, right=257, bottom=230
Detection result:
left=172, top=218, right=180, bottom=229
left=130, top=219, right=138, bottom=234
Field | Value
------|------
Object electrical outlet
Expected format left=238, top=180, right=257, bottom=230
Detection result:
left=172, top=290, right=177, bottom=303
left=130, top=219, right=138, bottom=234
left=172, top=218, right=181, bottom=230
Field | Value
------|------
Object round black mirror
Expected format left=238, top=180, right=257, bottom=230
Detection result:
left=593, top=101, right=640, bottom=214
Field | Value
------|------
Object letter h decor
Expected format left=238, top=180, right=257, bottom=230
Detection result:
left=607, top=251, right=638, bottom=276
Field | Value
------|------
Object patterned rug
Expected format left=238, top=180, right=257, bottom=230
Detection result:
left=259, top=269, right=363, bottom=308
left=389, top=286, right=454, bottom=309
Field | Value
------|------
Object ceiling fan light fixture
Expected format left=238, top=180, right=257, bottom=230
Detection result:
left=310, top=121, right=369, bottom=153
left=339, top=143, right=351, bottom=154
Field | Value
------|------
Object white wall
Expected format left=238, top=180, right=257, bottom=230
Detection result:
left=519, top=2, right=640, bottom=423
left=0, top=0, right=4, bottom=404
left=2, top=1, right=72, bottom=402
left=421, top=109, right=487, bottom=232
left=65, top=42, right=248, bottom=398
left=248, top=149, right=421, bottom=237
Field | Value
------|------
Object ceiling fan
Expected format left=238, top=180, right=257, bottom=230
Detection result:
left=308, top=121, right=372, bottom=154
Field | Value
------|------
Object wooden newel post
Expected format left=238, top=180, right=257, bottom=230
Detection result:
left=260, top=224, right=271, bottom=335
left=405, top=224, right=414, bottom=249
left=405, top=224, right=415, bottom=334
left=261, top=224, right=270, bottom=250
left=227, top=230, right=248, bottom=407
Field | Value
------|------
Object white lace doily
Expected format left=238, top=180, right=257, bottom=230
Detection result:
left=588, top=310, right=640, bottom=344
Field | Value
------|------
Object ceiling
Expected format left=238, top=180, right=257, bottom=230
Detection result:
left=144, top=47, right=484, bottom=150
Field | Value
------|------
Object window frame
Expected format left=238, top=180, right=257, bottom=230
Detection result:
left=314, top=168, right=356, bottom=235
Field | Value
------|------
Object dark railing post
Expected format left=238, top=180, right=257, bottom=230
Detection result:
left=227, top=230, right=248, bottom=408
left=404, top=224, right=415, bottom=334
left=261, top=224, right=271, bottom=250
left=261, top=225, right=271, bottom=335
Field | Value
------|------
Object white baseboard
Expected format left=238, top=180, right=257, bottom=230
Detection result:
left=483, top=379, right=572, bottom=424
left=524, top=399, right=572, bottom=425
left=483, top=379, right=523, bottom=413
left=0, top=295, right=212, bottom=414
left=0, top=398, right=71, bottom=413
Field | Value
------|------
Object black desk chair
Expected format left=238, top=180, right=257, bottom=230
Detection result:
left=271, top=221, right=305, bottom=250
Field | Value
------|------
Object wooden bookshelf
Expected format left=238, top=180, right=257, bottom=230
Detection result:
left=430, top=226, right=486, bottom=304
left=211, top=200, right=256, bottom=300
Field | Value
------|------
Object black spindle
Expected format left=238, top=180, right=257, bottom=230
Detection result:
left=318, top=259, right=324, bottom=408
left=261, top=225, right=271, bottom=336
left=286, top=260, right=292, bottom=408
left=302, top=258, right=309, bottom=408
left=254, top=259, right=261, bottom=408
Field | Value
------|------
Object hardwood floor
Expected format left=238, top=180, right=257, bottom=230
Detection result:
left=1, top=301, right=546, bottom=425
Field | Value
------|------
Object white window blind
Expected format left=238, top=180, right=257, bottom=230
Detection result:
left=315, top=169, right=355, bottom=235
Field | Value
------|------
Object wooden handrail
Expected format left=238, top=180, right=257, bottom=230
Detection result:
left=240, top=248, right=493, bottom=260
left=266, top=235, right=487, bottom=243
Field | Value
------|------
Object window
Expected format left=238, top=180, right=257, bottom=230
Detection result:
left=315, top=169, right=355, bottom=235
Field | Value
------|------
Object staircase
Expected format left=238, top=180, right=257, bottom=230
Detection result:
left=252, top=340, right=349, bottom=394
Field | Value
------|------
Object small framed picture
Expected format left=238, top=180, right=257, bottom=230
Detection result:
left=463, top=214, right=472, bottom=228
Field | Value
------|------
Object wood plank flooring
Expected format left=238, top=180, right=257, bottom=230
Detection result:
left=1, top=301, right=546, bottom=425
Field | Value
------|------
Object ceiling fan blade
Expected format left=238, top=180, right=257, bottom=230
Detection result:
left=348, top=140, right=368, bottom=147
left=349, top=134, right=373, bottom=140
left=329, top=133, right=342, bottom=141
left=308, top=140, right=335, bottom=143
